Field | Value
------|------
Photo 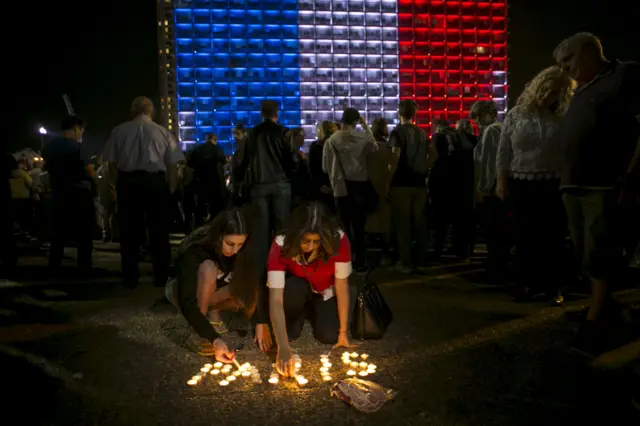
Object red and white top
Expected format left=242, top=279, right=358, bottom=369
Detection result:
left=267, top=230, right=352, bottom=300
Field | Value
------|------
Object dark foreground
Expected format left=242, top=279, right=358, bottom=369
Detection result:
left=1, top=247, right=638, bottom=426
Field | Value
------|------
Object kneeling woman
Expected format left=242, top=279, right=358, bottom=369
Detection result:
left=267, top=203, right=356, bottom=376
left=166, top=208, right=271, bottom=362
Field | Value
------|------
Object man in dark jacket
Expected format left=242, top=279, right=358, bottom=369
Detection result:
left=234, top=100, right=295, bottom=261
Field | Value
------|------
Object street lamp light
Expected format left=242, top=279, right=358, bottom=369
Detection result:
left=38, top=127, right=47, bottom=135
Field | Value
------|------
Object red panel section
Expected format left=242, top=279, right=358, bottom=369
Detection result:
left=397, top=0, right=508, bottom=134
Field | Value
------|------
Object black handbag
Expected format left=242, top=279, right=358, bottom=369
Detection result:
left=329, top=142, right=379, bottom=214
left=351, top=279, right=393, bottom=340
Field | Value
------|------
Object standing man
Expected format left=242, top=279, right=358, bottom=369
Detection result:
left=234, top=100, right=295, bottom=262
left=41, top=115, right=95, bottom=275
left=553, top=33, right=640, bottom=354
left=186, top=133, right=227, bottom=226
left=388, top=100, right=437, bottom=272
left=102, top=97, right=185, bottom=288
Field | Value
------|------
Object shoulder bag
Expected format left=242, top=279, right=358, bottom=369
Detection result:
left=350, top=271, right=393, bottom=340
left=329, top=141, right=379, bottom=214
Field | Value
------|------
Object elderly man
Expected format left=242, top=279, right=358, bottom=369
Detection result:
left=102, top=97, right=185, bottom=288
left=553, top=33, right=640, bottom=355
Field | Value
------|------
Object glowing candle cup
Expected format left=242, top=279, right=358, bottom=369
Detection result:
left=219, top=380, right=229, bottom=386
left=268, top=376, right=278, bottom=384
left=323, top=376, right=332, bottom=381
left=210, top=369, right=220, bottom=375
left=360, top=354, right=369, bottom=360
left=350, top=352, right=359, bottom=358
left=359, top=362, right=368, bottom=368
left=358, top=371, right=368, bottom=377
left=226, top=375, right=236, bottom=381
left=204, top=363, right=213, bottom=368
left=347, top=370, right=356, bottom=376
left=242, top=371, right=251, bottom=377
left=213, top=362, right=223, bottom=368
left=350, top=362, right=358, bottom=368
left=187, top=379, right=198, bottom=386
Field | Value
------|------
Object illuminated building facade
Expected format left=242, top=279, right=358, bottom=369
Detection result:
left=158, top=0, right=508, bottom=152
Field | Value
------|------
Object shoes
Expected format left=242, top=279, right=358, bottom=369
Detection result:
left=186, top=334, right=215, bottom=357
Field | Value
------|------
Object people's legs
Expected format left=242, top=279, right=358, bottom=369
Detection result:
left=117, top=174, right=145, bottom=287
left=250, top=184, right=271, bottom=263
left=350, top=188, right=368, bottom=269
left=391, top=187, right=413, bottom=268
left=270, top=183, right=291, bottom=234
left=311, top=294, right=340, bottom=344
left=282, top=276, right=312, bottom=340
left=484, top=196, right=510, bottom=281
left=510, top=179, right=540, bottom=289
left=48, top=194, right=67, bottom=271
left=411, top=187, right=429, bottom=263
left=430, top=192, right=449, bottom=257
left=74, top=190, right=95, bottom=271
left=145, top=173, right=172, bottom=286
left=335, top=196, right=352, bottom=242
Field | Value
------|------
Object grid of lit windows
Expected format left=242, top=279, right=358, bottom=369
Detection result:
left=397, top=0, right=508, bottom=135
left=297, top=0, right=400, bottom=142
left=169, top=0, right=508, bottom=150
left=174, top=0, right=301, bottom=152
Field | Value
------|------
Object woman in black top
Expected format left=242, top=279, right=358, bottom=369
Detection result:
left=166, top=207, right=271, bottom=361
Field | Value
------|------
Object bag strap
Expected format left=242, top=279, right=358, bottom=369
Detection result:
left=329, top=141, right=350, bottom=197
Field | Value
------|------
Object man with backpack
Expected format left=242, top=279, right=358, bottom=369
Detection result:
left=388, top=100, right=438, bottom=272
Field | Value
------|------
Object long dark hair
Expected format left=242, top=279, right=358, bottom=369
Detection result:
left=178, top=207, right=259, bottom=317
left=281, top=202, right=342, bottom=262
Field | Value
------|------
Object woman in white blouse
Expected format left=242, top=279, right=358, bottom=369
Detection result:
left=496, top=66, right=574, bottom=302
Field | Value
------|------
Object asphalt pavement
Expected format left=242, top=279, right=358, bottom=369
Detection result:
left=1, top=247, right=638, bottom=426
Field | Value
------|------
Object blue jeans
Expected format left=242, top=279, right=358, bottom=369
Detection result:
left=251, top=182, right=291, bottom=263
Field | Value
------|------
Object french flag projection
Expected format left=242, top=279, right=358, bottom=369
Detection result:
left=173, top=0, right=508, bottom=151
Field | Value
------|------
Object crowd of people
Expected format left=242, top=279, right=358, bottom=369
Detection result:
left=1, top=32, right=638, bottom=367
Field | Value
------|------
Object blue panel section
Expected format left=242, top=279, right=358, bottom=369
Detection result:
left=174, top=3, right=301, bottom=153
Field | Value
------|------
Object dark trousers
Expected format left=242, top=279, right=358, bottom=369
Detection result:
left=117, top=171, right=171, bottom=287
left=479, top=195, right=511, bottom=279
left=390, top=186, right=428, bottom=267
left=251, top=182, right=291, bottom=262
left=194, top=186, right=226, bottom=227
left=431, top=186, right=475, bottom=257
left=284, top=276, right=340, bottom=344
left=510, top=178, right=568, bottom=292
left=50, top=188, right=94, bottom=271
left=0, top=198, right=16, bottom=272
left=335, top=188, right=368, bottom=268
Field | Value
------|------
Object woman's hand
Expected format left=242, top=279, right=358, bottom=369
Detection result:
left=275, top=347, right=296, bottom=377
left=333, top=331, right=359, bottom=349
left=495, top=179, right=508, bottom=200
left=254, top=323, right=273, bottom=352
left=213, top=338, right=235, bottom=363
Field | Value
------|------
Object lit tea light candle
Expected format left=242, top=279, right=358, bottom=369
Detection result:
left=295, top=362, right=301, bottom=368
left=187, top=379, right=198, bottom=386
left=268, top=376, right=278, bottom=384
left=233, top=371, right=241, bottom=376
left=200, top=367, right=210, bottom=373
left=210, top=369, right=220, bottom=375
left=241, top=371, right=251, bottom=377
left=213, top=362, right=223, bottom=369
left=367, top=364, right=377, bottom=370
left=193, top=375, right=202, bottom=380
left=342, top=352, right=350, bottom=357
left=322, top=362, right=332, bottom=368
left=347, top=370, right=356, bottom=376
left=219, top=380, right=229, bottom=386
left=358, top=371, right=368, bottom=377
left=360, top=354, right=369, bottom=360
left=321, top=370, right=329, bottom=376
left=359, top=362, right=368, bottom=368
left=350, top=362, right=358, bottom=368
left=241, top=363, right=251, bottom=370
left=350, top=352, right=359, bottom=358
left=296, top=376, right=308, bottom=385
left=323, top=375, right=332, bottom=381
left=342, top=358, right=351, bottom=365
left=320, top=366, right=329, bottom=372
left=204, top=363, right=213, bottom=369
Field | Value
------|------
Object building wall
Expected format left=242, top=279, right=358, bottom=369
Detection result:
left=160, top=0, right=508, bottom=153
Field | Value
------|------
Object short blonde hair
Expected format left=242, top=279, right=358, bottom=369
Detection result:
left=516, top=66, right=574, bottom=115
left=553, top=32, right=603, bottom=63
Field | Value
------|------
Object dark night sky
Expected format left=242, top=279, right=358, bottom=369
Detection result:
left=6, top=0, right=640, bottom=152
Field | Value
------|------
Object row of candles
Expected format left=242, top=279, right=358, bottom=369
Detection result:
left=186, top=351, right=376, bottom=388
left=340, top=352, right=376, bottom=378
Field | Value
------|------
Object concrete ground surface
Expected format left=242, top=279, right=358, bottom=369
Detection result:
left=1, top=246, right=638, bottom=426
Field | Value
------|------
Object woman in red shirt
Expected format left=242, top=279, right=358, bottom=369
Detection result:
left=267, top=203, right=357, bottom=377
